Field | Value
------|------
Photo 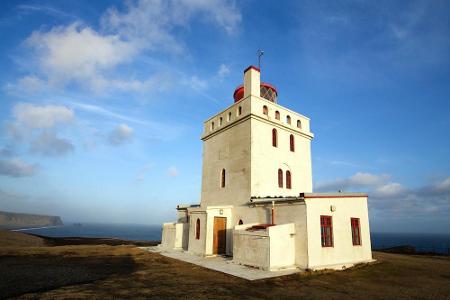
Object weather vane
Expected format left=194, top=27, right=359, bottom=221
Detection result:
left=257, top=49, right=264, bottom=70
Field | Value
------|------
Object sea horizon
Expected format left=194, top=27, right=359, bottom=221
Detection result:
left=8, top=222, right=450, bottom=254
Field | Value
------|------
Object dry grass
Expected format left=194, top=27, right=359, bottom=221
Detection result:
left=1, top=230, right=449, bottom=299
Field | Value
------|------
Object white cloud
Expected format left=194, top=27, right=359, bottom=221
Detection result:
left=19, top=0, right=241, bottom=93
left=167, top=166, right=179, bottom=177
left=217, top=64, right=230, bottom=77
left=108, top=124, right=134, bottom=146
left=13, top=103, right=74, bottom=129
left=30, top=131, right=74, bottom=156
left=316, top=172, right=450, bottom=218
left=0, top=158, right=38, bottom=177
left=315, top=172, right=390, bottom=192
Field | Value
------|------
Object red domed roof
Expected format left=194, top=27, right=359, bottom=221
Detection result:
left=233, top=82, right=278, bottom=103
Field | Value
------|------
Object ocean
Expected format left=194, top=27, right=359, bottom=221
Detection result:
left=15, top=223, right=450, bottom=254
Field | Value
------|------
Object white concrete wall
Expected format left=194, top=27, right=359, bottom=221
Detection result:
left=188, top=212, right=207, bottom=255
left=160, top=222, right=188, bottom=250
left=233, top=223, right=296, bottom=271
left=233, top=227, right=270, bottom=270
left=200, top=98, right=252, bottom=208
left=305, top=196, right=373, bottom=270
left=268, top=223, right=296, bottom=270
left=250, top=97, right=313, bottom=197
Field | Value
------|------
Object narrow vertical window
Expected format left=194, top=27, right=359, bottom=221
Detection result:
left=320, top=216, right=333, bottom=247
left=196, top=218, right=200, bottom=240
left=275, top=111, right=280, bottom=120
left=238, top=219, right=243, bottom=225
left=351, top=218, right=361, bottom=246
left=290, top=134, right=295, bottom=152
left=272, top=128, right=278, bottom=147
left=238, top=106, right=242, bottom=116
left=221, top=169, right=226, bottom=188
left=228, top=112, right=232, bottom=122
left=219, top=117, right=223, bottom=126
left=278, top=169, right=283, bottom=188
left=286, top=115, right=291, bottom=125
left=297, top=120, right=302, bottom=129
left=211, top=122, right=215, bottom=130
left=263, top=105, right=268, bottom=115
left=286, top=170, right=291, bottom=189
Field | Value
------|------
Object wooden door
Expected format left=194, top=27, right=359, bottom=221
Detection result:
left=213, top=217, right=227, bottom=255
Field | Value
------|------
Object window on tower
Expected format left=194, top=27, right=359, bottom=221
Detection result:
left=272, top=128, right=278, bottom=147
left=286, top=115, right=291, bottom=125
left=228, top=112, right=232, bottom=122
left=275, top=111, right=280, bottom=120
left=286, top=170, right=292, bottom=189
left=219, top=117, right=223, bottom=126
left=211, top=122, right=215, bottom=131
left=297, top=120, right=302, bottom=129
left=278, top=169, right=283, bottom=188
left=238, top=106, right=242, bottom=116
left=263, top=105, right=268, bottom=115
left=221, top=169, right=226, bottom=188
left=290, top=134, right=295, bottom=152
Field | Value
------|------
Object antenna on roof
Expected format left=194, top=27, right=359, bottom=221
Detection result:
left=257, top=49, right=264, bottom=70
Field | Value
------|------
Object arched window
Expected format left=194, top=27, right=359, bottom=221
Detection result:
left=290, top=134, right=295, bottom=152
left=272, top=128, right=278, bottom=147
left=238, top=219, right=243, bottom=225
left=228, top=112, right=232, bottom=122
left=286, top=170, right=292, bottom=189
left=297, top=120, right=302, bottom=129
left=221, top=169, right=226, bottom=188
left=219, top=117, right=223, bottom=126
left=263, top=105, right=268, bottom=115
left=196, top=218, right=200, bottom=239
left=278, top=169, right=283, bottom=188
left=275, top=111, right=280, bottom=120
left=286, top=115, right=291, bottom=125
left=211, top=122, right=215, bottom=130
left=238, top=106, right=242, bottom=116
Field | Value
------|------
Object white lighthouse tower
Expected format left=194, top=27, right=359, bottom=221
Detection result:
left=161, top=65, right=373, bottom=271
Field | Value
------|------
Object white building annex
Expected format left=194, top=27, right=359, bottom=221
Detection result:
left=161, top=65, right=373, bottom=271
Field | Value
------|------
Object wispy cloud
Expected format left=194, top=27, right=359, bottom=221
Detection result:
left=0, top=158, right=38, bottom=177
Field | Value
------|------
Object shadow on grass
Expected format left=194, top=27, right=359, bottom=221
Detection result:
left=0, top=254, right=136, bottom=298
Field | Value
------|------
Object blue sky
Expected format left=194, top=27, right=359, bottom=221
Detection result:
left=0, top=0, right=449, bottom=233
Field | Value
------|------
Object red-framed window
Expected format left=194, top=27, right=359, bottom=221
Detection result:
left=320, top=216, right=333, bottom=247
left=290, top=134, right=295, bottom=152
left=286, top=170, right=291, bottom=189
left=278, top=169, right=283, bottom=188
left=272, top=128, right=278, bottom=147
left=221, top=169, right=226, bottom=188
left=351, top=218, right=361, bottom=246
left=195, top=218, right=200, bottom=239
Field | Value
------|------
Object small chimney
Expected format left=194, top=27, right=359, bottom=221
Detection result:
left=243, top=65, right=261, bottom=98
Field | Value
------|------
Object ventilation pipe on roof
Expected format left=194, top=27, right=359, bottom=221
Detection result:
left=271, top=200, right=275, bottom=225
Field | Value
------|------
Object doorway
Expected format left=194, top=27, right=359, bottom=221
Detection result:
left=213, top=217, right=227, bottom=255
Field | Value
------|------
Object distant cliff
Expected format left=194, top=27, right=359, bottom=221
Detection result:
left=0, top=211, right=63, bottom=230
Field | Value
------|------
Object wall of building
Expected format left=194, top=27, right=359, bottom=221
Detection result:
left=233, top=225, right=270, bottom=270
left=200, top=98, right=252, bottom=208
left=204, top=207, right=233, bottom=255
left=187, top=211, right=207, bottom=255
left=268, top=223, right=296, bottom=270
left=305, top=196, right=373, bottom=269
left=250, top=97, right=313, bottom=198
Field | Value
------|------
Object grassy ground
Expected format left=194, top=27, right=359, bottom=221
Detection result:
left=1, top=230, right=449, bottom=299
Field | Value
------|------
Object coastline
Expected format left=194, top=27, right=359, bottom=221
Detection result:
left=11, top=225, right=62, bottom=232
